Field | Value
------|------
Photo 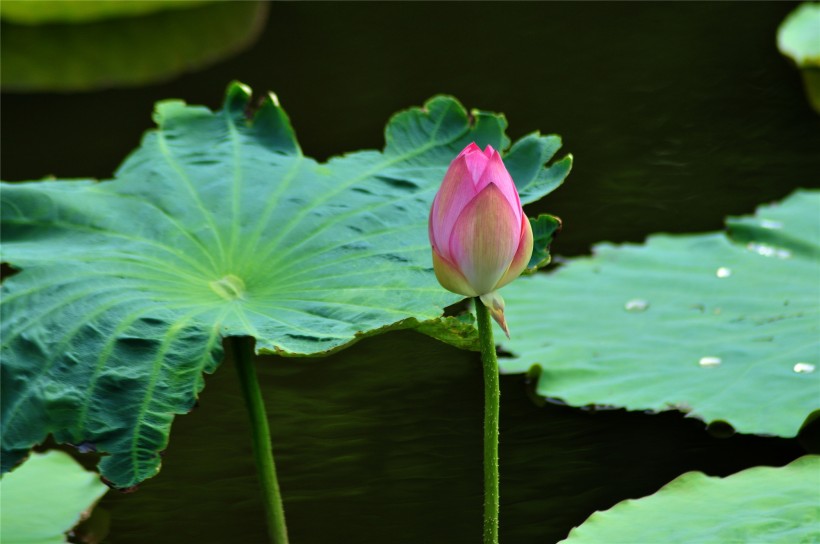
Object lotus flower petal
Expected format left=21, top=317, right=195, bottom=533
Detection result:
left=475, top=147, right=522, bottom=224
left=430, top=155, right=478, bottom=259
left=432, top=251, right=478, bottom=297
left=458, top=142, right=490, bottom=181
left=494, top=214, right=534, bottom=290
left=429, top=142, right=534, bottom=302
left=449, top=183, right=519, bottom=295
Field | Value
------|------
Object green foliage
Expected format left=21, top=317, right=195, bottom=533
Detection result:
left=0, top=450, right=108, bottom=544
left=777, top=2, right=820, bottom=67
left=561, top=455, right=820, bottom=544
left=416, top=314, right=480, bottom=351
left=1, top=2, right=266, bottom=92
left=526, top=214, right=562, bottom=272
left=0, top=82, right=570, bottom=487
left=0, top=0, right=210, bottom=25
left=499, top=190, right=820, bottom=437
left=777, top=3, right=820, bottom=113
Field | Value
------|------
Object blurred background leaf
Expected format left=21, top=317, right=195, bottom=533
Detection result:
left=777, top=2, right=820, bottom=113
left=777, top=2, right=820, bottom=67
left=0, top=0, right=212, bottom=25
left=0, top=1, right=266, bottom=92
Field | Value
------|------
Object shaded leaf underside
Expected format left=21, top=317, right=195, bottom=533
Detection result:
left=499, top=190, right=820, bottom=437
left=0, top=82, right=570, bottom=486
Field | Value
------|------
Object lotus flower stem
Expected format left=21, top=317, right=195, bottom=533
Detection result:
left=475, top=298, right=500, bottom=544
left=231, top=336, right=289, bottom=544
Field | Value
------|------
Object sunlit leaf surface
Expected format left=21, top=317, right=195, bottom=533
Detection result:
left=0, top=450, right=108, bottom=544
left=0, top=82, right=570, bottom=487
left=561, top=455, right=820, bottom=544
left=499, top=190, right=820, bottom=437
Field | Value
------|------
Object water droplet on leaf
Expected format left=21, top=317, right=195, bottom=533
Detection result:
left=793, top=362, right=816, bottom=374
left=624, top=299, right=649, bottom=312
left=716, top=267, right=732, bottom=278
left=759, top=219, right=783, bottom=229
left=746, top=243, right=792, bottom=259
left=699, top=356, right=722, bottom=368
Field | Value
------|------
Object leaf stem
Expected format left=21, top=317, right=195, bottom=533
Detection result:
left=231, top=336, right=289, bottom=544
left=475, top=298, right=500, bottom=544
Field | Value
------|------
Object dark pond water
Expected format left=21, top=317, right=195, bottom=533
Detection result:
left=2, top=2, right=818, bottom=543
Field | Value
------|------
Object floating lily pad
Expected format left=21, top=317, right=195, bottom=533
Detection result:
left=561, top=455, right=820, bottom=544
left=777, top=2, right=820, bottom=113
left=499, top=190, right=820, bottom=437
left=0, top=82, right=571, bottom=487
left=0, top=450, right=108, bottom=544
left=1, top=2, right=267, bottom=92
left=777, top=2, right=820, bottom=68
left=0, top=0, right=210, bottom=25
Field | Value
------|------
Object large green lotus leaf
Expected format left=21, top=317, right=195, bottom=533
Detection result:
left=0, top=0, right=210, bottom=25
left=0, top=82, right=571, bottom=487
left=561, top=455, right=820, bottom=544
left=499, top=190, right=820, bottom=437
left=0, top=450, right=108, bottom=544
left=1, top=2, right=266, bottom=92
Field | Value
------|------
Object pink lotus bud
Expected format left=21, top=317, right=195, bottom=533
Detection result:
left=429, top=142, right=533, bottom=336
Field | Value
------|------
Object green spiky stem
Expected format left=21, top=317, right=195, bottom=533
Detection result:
left=475, top=298, right=500, bottom=543
left=232, top=336, right=289, bottom=544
